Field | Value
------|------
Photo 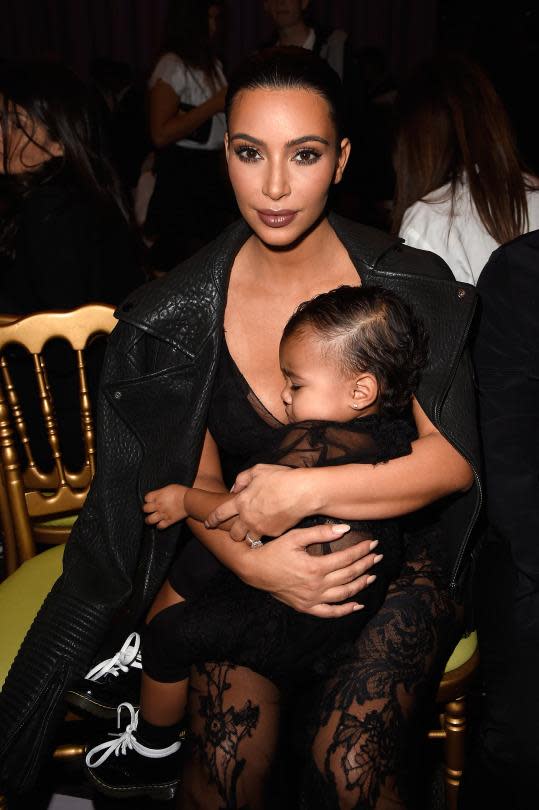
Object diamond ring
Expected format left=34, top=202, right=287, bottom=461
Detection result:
left=246, top=533, right=263, bottom=549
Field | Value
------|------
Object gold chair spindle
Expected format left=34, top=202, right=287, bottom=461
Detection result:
left=76, top=348, right=96, bottom=479
left=32, top=352, right=67, bottom=489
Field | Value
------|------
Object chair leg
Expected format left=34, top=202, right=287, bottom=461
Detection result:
left=443, top=697, right=467, bottom=810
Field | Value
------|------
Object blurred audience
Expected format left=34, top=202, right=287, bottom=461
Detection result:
left=0, top=59, right=144, bottom=470
left=145, top=0, right=235, bottom=272
left=391, top=52, right=539, bottom=285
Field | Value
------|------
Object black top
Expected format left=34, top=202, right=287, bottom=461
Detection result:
left=169, top=336, right=446, bottom=598
left=0, top=171, right=143, bottom=314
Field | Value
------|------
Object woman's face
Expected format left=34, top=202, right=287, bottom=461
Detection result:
left=264, top=0, right=309, bottom=29
left=0, top=103, right=62, bottom=174
left=225, top=87, right=350, bottom=248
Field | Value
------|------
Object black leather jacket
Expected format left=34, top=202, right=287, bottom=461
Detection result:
left=0, top=214, right=481, bottom=792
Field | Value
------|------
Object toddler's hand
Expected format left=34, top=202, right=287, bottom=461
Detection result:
left=143, top=484, right=188, bottom=530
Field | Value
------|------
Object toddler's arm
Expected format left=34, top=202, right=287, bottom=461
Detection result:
left=143, top=484, right=235, bottom=530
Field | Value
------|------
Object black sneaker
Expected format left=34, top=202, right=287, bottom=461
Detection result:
left=85, top=702, right=183, bottom=801
left=66, top=632, right=142, bottom=719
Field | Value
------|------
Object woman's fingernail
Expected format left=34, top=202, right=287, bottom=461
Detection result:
left=369, top=540, right=379, bottom=550
left=366, top=574, right=377, bottom=585
left=353, top=604, right=365, bottom=611
left=204, top=520, right=210, bottom=529
left=230, top=483, right=236, bottom=492
left=332, top=524, right=350, bottom=534
left=373, top=554, right=384, bottom=564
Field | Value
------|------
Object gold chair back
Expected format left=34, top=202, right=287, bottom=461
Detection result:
left=0, top=305, right=116, bottom=567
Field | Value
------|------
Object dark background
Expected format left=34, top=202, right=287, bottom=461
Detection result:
left=2, top=1, right=537, bottom=180
left=2, top=0, right=438, bottom=79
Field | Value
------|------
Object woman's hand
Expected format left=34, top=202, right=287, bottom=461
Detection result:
left=237, top=523, right=383, bottom=618
left=205, top=464, right=312, bottom=540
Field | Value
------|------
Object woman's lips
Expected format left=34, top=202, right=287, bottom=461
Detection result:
left=257, top=209, right=298, bottom=228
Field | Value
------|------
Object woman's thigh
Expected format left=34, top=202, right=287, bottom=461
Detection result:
left=178, top=662, right=281, bottom=810
left=303, top=557, right=461, bottom=810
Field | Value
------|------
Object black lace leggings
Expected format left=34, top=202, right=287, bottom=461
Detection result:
left=177, top=555, right=460, bottom=810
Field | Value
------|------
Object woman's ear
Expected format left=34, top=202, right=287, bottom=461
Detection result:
left=333, top=137, right=351, bottom=185
left=350, top=373, right=378, bottom=411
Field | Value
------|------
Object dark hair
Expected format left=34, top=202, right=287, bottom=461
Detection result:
left=0, top=60, right=129, bottom=222
left=391, top=52, right=536, bottom=244
left=161, top=0, right=223, bottom=86
left=282, top=285, right=429, bottom=416
left=225, top=47, right=347, bottom=141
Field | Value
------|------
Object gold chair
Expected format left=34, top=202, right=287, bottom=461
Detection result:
left=0, top=304, right=116, bottom=568
left=431, top=631, right=479, bottom=810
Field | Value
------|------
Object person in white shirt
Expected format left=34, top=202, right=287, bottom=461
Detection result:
left=391, top=52, right=539, bottom=286
left=145, top=0, right=234, bottom=271
left=263, top=0, right=349, bottom=80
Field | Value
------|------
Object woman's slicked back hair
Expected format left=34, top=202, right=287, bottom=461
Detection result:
left=225, top=47, right=347, bottom=141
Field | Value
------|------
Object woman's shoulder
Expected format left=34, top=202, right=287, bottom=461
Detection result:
left=330, top=212, right=455, bottom=283
left=149, top=52, right=186, bottom=90
left=115, top=219, right=250, bottom=343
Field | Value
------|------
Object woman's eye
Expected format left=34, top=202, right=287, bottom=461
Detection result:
left=235, top=145, right=261, bottom=163
left=292, top=148, right=321, bottom=165
left=290, top=384, right=301, bottom=391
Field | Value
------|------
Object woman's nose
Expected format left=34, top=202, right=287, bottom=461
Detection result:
left=262, top=159, right=291, bottom=201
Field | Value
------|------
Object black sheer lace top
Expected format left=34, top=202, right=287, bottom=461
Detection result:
left=207, top=337, right=284, bottom=489
left=206, top=336, right=448, bottom=578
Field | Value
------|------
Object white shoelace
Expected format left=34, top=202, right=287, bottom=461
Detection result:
left=85, top=632, right=142, bottom=682
left=85, top=702, right=182, bottom=768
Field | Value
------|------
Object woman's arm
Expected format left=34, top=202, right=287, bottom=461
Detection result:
left=186, top=430, right=382, bottom=617
left=149, top=79, right=226, bottom=149
left=206, top=399, right=474, bottom=540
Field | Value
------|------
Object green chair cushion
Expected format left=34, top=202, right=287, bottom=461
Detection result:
left=37, top=514, right=77, bottom=528
left=0, top=544, right=64, bottom=689
left=444, top=630, right=478, bottom=673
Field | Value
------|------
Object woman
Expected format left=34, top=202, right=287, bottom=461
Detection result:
left=391, top=52, right=539, bottom=285
left=0, top=59, right=140, bottom=313
left=145, top=0, right=234, bottom=271
left=0, top=49, right=480, bottom=809
left=0, top=59, right=143, bottom=470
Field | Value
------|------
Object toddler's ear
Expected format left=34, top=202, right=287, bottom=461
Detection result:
left=350, top=373, right=378, bottom=411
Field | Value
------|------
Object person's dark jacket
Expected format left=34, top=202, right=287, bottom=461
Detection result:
left=0, top=214, right=481, bottom=793
left=473, top=229, right=539, bottom=618
left=0, top=173, right=142, bottom=314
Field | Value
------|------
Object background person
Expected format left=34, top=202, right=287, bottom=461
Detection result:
left=463, top=228, right=539, bottom=810
left=145, top=0, right=235, bottom=272
left=391, top=52, right=539, bottom=285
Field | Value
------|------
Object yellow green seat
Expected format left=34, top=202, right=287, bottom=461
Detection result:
left=0, top=544, right=64, bottom=689
left=444, top=631, right=477, bottom=673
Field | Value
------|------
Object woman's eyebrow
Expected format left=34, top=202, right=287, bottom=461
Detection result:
left=230, top=133, right=330, bottom=147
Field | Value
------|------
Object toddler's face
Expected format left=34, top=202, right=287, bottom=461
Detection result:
left=279, top=331, right=374, bottom=423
